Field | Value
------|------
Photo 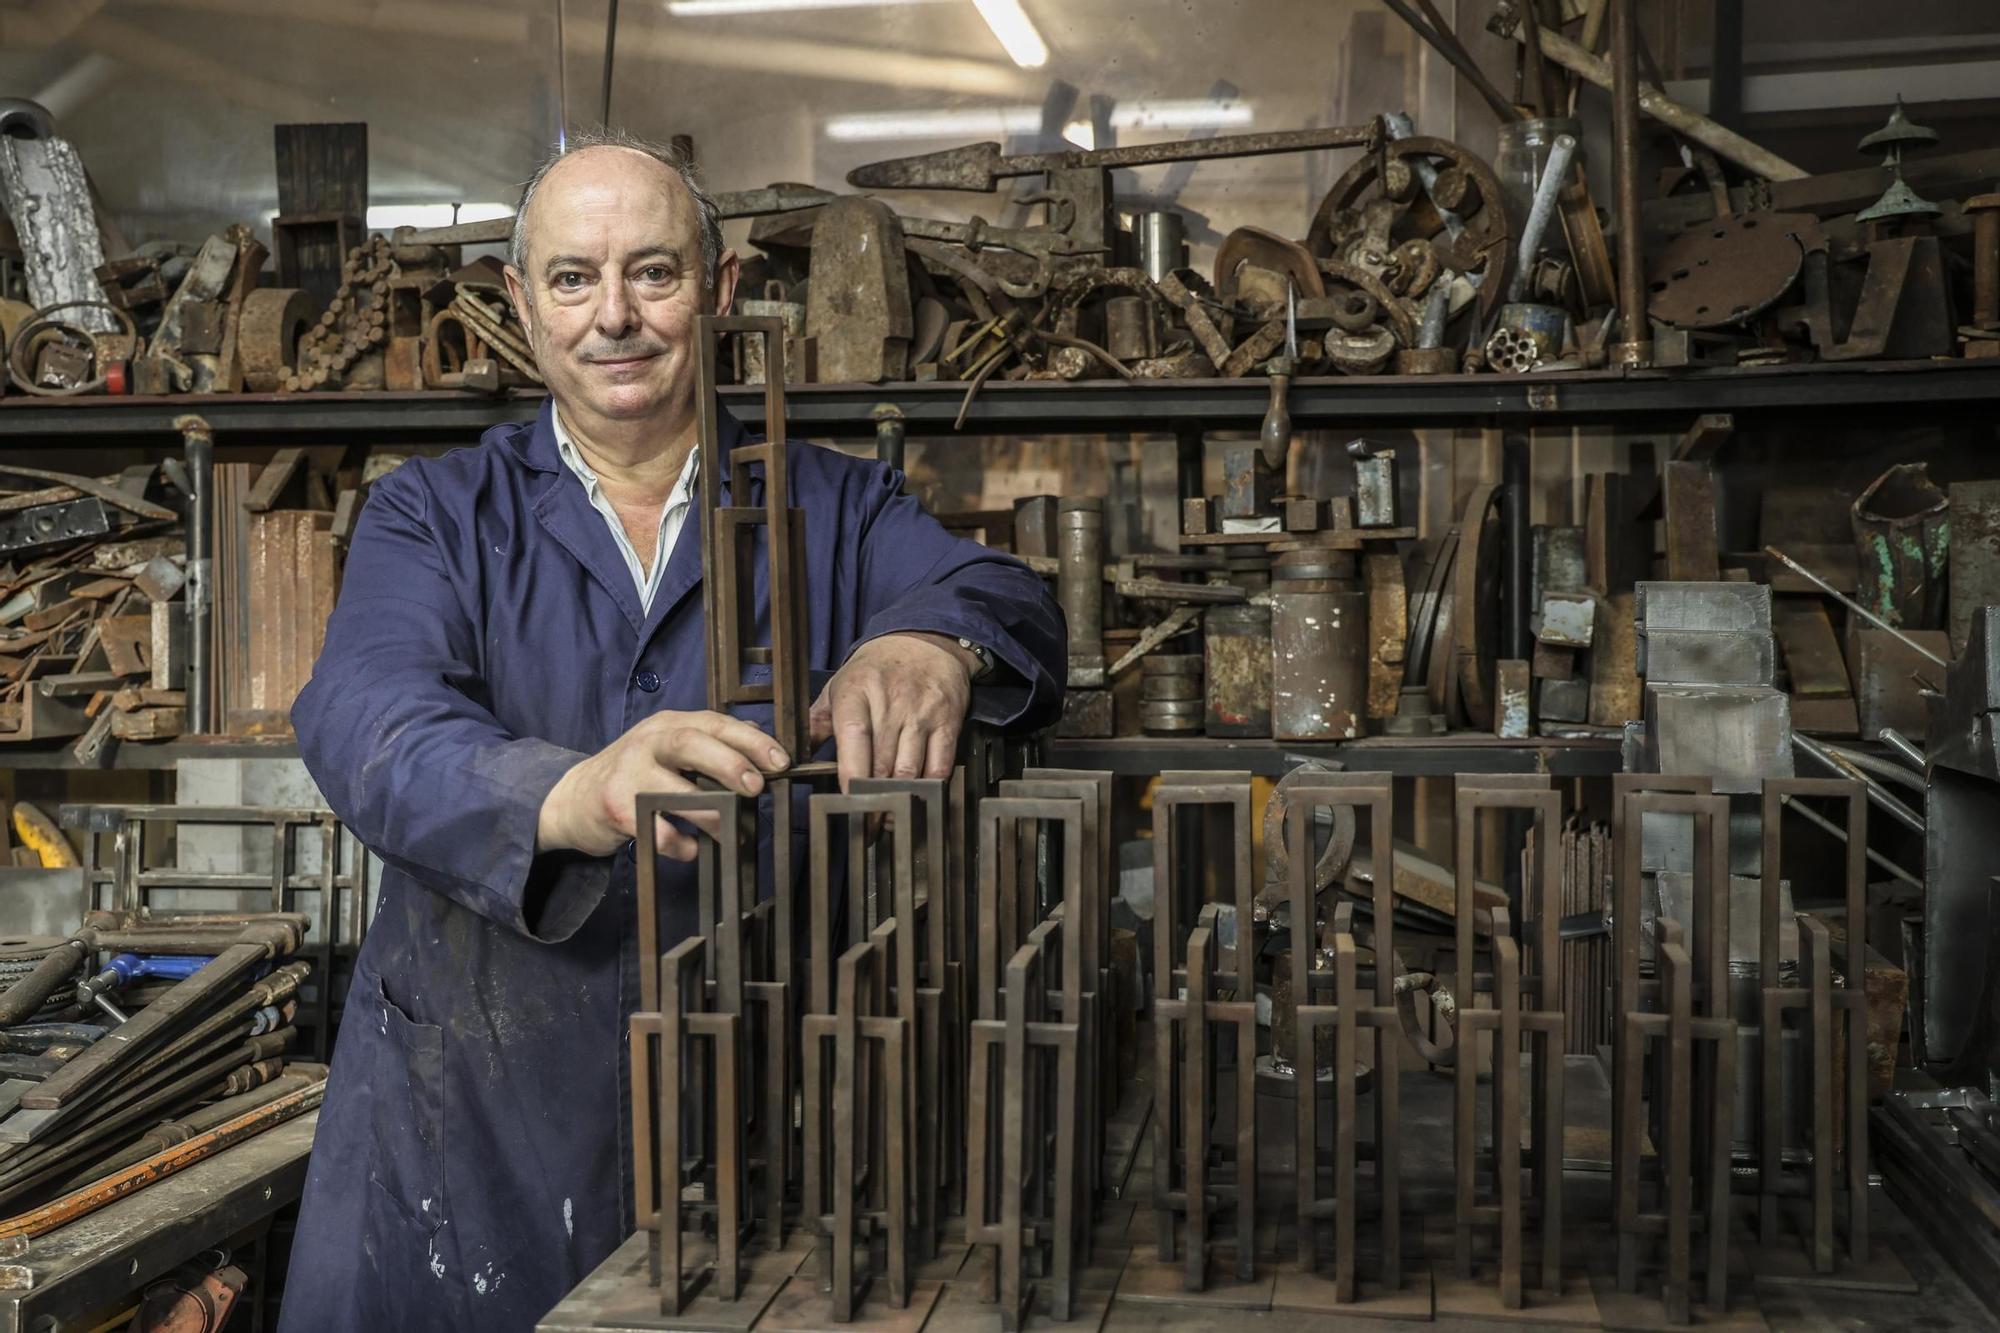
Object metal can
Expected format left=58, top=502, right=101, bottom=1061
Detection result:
left=1271, top=546, right=1368, bottom=741
left=1058, top=498, right=1105, bottom=686
left=1204, top=602, right=1272, bottom=737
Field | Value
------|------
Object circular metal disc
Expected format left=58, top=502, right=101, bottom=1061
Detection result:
left=1647, top=212, right=1813, bottom=329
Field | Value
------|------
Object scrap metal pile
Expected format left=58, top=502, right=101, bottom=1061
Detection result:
left=0, top=455, right=194, bottom=755
left=0, top=907, right=323, bottom=1233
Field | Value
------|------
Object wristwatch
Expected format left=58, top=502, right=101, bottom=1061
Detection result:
left=957, top=636, right=997, bottom=682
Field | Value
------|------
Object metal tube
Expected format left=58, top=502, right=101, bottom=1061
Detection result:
left=1609, top=0, right=1651, bottom=366
left=1418, top=280, right=1452, bottom=348
left=1502, top=439, right=1532, bottom=662
left=1507, top=133, right=1577, bottom=303
left=1880, top=727, right=1928, bottom=771
left=871, top=404, right=906, bottom=473
left=1812, top=739, right=1925, bottom=792
left=176, top=415, right=214, bottom=735
left=1793, top=733, right=1925, bottom=835
left=1058, top=499, right=1105, bottom=687
left=1764, top=546, right=1951, bottom=669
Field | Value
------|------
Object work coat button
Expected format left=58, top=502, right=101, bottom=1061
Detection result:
left=634, top=670, right=662, bottom=693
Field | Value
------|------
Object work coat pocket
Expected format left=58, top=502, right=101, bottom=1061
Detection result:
left=363, top=972, right=447, bottom=1237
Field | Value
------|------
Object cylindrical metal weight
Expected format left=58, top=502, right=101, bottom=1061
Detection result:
left=1140, top=675, right=1202, bottom=702
left=1140, top=698, right=1204, bottom=735
left=1058, top=498, right=1105, bottom=687
left=1271, top=547, right=1368, bottom=741
left=1103, top=295, right=1155, bottom=363
left=1205, top=602, right=1272, bottom=737
left=1136, top=210, right=1189, bottom=284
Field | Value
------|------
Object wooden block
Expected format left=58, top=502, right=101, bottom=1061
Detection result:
left=1533, top=640, right=1577, bottom=680
left=1662, top=460, right=1721, bottom=581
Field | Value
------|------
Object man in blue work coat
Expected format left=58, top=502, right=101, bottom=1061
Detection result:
left=277, top=128, right=1064, bottom=1331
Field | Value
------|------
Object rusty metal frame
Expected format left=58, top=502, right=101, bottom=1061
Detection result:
left=1280, top=772, right=1402, bottom=1301
left=1151, top=775, right=1257, bottom=1290
left=695, top=313, right=811, bottom=764
left=1611, top=783, right=1735, bottom=1320
left=966, top=792, right=1092, bottom=1324
left=1451, top=778, right=1565, bottom=1309
left=802, top=924, right=911, bottom=1320
left=1757, top=776, right=1870, bottom=1271
left=66, top=803, right=366, bottom=1062
left=632, top=790, right=791, bottom=1257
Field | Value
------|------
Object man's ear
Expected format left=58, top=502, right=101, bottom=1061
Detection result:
left=503, top=263, right=535, bottom=340
left=711, top=248, right=741, bottom=317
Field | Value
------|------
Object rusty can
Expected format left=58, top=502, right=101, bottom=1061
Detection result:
left=1271, top=544, right=1368, bottom=741
left=1058, top=498, right=1105, bottom=686
left=1103, top=295, right=1155, bottom=363
left=1204, top=602, right=1272, bottom=737
left=1140, top=654, right=1203, bottom=734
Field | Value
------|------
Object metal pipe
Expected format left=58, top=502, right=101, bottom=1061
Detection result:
left=1880, top=728, right=1928, bottom=772
left=1058, top=499, right=1106, bottom=687
left=1793, top=732, right=1926, bottom=835
left=1382, top=0, right=1522, bottom=125
left=600, top=0, right=619, bottom=124
left=1812, top=739, right=1925, bottom=792
left=176, top=415, right=214, bottom=735
left=1512, top=23, right=1807, bottom=181
left=1609, top=0, right=1651, bottom=366
left=1764, top=545, right=1952, bottom=669
left=1507, top=133, right=1577, bottom=303
left=1418, top=279, right=1453, bottom=348
left=871, top=404, right=906, bottom=473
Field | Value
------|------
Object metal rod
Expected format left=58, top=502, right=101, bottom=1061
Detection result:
left=176, top=415, right=214, bottom=735
left=1384, top=0, right=1523, bottom=124
left=1609, top=0, right=1651, bottom=366
left=1764, top=545, right=1952, bottom=668
left=1793, top=733, right=1925, bottom=835
left=1879, top=727, right=1927, bottom=771
left=1780, top=792, right=1919, bottom=889
left=1507, top=133, right=1577, bottom=303
left=601, top=0, right=619, bottom=124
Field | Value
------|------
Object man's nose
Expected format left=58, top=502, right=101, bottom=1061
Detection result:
left=595, top=278, right=637, bottom=339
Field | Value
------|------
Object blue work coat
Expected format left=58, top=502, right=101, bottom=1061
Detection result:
left=277, top=401, right=1064, bottom=1332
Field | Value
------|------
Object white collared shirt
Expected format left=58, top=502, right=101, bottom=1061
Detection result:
left=551, top=412, right=700, bottom=614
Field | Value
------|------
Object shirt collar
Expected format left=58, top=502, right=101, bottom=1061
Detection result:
left=551, top=409, right=699, bottom=506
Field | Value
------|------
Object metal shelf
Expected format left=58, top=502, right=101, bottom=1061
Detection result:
left=1043, top=734, right=1623, bottom=777
left=0, top=737, right=301, bottom=770
left=1, top=358, right=1997, bottom=444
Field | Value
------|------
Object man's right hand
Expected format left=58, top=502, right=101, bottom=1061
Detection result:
left=537, top=711, right=791, bottom=859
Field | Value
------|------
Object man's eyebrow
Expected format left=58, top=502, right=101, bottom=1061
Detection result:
left=541, top=254, right=596, bottom=276
left=623, top=245, right=684, bottom=267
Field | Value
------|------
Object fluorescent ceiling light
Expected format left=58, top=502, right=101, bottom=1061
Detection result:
left=365, top=202, right=513, bottom=230
left=1111, top=99, right=1253, bottom=131
left=825, top=106, right=1045, bottom=140
left=666, top=0, right=947, bottom=14
left=826, top=99, right=1252, bottom=142
left=971, top=0, right=1047, bottom=68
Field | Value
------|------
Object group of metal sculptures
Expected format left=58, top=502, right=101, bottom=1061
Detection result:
left=608, top=317, right=1879, bottom=1329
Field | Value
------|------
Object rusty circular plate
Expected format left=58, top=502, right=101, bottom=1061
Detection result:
left=1647, top=212, right=1813, bottom=329
left=1262, top=761, right=1358, bottom=897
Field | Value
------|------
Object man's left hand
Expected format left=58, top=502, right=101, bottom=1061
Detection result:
left=809, top=632, right=979, bottom=792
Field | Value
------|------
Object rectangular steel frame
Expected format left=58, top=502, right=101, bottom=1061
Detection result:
left=1452, top=778, right=1565, bottom=1308
left=1757, top=776, right=1870, bottom=1271
left=1612, top=783, right=1735, bottom=1322
left=1151, top=775, right=1257, bottom=1290
left=1280, top=772, right=1402, bottom=1301
left=966, top=793, right=1092, bottom=1326
left=695, top=313, right=812, bottom=764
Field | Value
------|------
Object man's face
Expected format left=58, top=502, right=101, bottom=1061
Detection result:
left=504, top=147, right=738, bottom=431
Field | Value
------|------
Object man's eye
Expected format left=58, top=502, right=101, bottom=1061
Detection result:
left=553, top=272, right=586, bottom=290
left=640, top=266, right=672, bottom=283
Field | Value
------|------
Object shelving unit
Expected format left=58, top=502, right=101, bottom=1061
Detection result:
left=0, top=358, right=1989, bottom=773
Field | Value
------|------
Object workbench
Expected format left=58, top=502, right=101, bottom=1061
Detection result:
left=0, top=1109, right=315, bottom=1332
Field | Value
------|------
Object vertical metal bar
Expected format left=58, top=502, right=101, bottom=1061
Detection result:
left=1610, top=0, right=1652, bottom=366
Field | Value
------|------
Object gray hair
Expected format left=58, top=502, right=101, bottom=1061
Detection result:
left=509, top=127, right=724, bottom=292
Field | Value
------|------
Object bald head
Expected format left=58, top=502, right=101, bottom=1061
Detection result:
left=510, top=129, right=722, bottom=292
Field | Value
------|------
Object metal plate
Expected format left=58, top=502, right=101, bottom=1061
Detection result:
left=1648, top=212, right=1818, bottom=329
